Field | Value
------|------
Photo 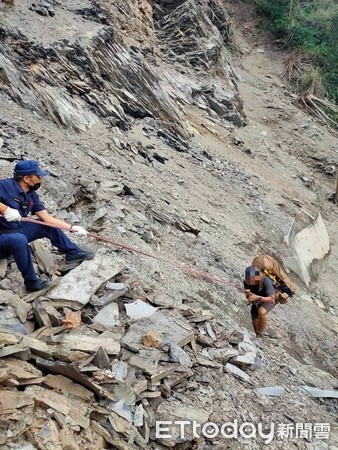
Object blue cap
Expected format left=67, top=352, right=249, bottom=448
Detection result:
left=14, top=160, right=49, bottom=177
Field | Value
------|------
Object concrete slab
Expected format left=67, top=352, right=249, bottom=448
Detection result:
left=284, top=213, right=330, bottom=287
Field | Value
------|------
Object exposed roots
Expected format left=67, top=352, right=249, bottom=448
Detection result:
left=283, top=55, right=337, bottom=128
left=299, top=75, right=338, bottom=129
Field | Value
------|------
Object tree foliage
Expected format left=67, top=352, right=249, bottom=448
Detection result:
left=255, top=0, right=338, bottom=103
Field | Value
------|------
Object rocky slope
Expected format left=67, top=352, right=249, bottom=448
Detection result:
left=0, top=0, right=337, bottom=449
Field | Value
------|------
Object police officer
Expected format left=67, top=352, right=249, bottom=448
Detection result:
left=0, top=160, right=94, bottom=292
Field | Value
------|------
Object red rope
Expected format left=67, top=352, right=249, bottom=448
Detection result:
left=21, top=217, right=243, bottom=291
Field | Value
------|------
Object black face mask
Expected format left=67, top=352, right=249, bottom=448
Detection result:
left=29, top=183, right=41, bottom=191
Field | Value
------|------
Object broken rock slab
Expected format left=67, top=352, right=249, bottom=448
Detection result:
left=208, top=348, right=239, bottom=362
left=121, top=311, right=194, bottom=352
left=25, top=385, right=90, bottom=428
left=48, top=257, right=125, bottom=306
left=255, top=386, right=285, bottom=397
left=298, top=386, right=338, bottom=399
left=148, top=293, right=182, bottom=308
left=0, top=290, right=31, bottom=323
left=111, top=361, right=128, bottom=381
left=225, top=363, right=253, bottom=384
left=93, top=302, right=120, bottom=328
left=125, top=300, right=157, bottom=320
left=231, top=352, right=257, bottom=368
left=50, top=330, right=120, bottom=355
left=168, top=343, right=192, bottom=367
left=128, top=348, right=162, bottom=374
left=36, top=357, right=106, bottom=398
left=0, top=308, right=27, bottom=335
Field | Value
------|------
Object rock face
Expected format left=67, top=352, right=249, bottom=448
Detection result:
left=0, top=0, right=245, bottom=135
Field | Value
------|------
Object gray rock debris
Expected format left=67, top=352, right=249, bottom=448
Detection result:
left=125, top=299, right=157, bottom=320
left=48, top=257, right=125, bottom=305
left=225, top=362, right=253, bottom=384
left=93, top=302, right=120, bottom=328
left=168, top=342, right=192, bottom=367
left=255, top=386, right=285, bottom=397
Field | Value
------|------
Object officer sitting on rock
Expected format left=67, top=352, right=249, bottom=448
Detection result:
left=0, top=160, right=94, bottom=292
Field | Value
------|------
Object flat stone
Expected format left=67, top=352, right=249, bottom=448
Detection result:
left=128, top=348, right=162, bottom=374
left=1, top=357, right=42, bottom=382
left=168, top=343, right=192, bottom=367
left=25, top=385, right=90, bottom=428
left=106, top=282, right=129, bottom=291
left=9, top=295, right=31, bottom=324
left=231, top=352, right=257, bottom=368
left=134, top=403, right=144, bottom=427
left=112, top=384, right=136, bottom=406
left=31, top=241, right=57, bottom=276
left=108, top=411, right=131, bottom=435
left=0, top=332, right=21, bottom=346
left=36, top=357, right=106, bottom=398
left=148, top=293, right=182, bottom=308
left=50, top=332, right=120, bottom=355
left=33, top=300, right=52, bottom=328
left=110, top=399, right=133, bottom=423
left=196, top=354, right=222, bottom=369
left=255, top=386, right=285, bottom=397
left=150, top=366, right=175, bottom=384
left=111, top=361, right=128, bottom=381
left=132, top=378, right=148, bottom=396
left=0, top=389, right=34, bottom=413
left=298, top=386, right=338, bottom=398
left=157, top=400, right=210, bottom=424
left=225, top=363, right=252, bottom=384
left=94, top=302, right=120, bottom=328
left=208, top=348, right=239, bottom=362
left=21, top=335, right=52, bottom=359
left=0, top=308, right=27, bottom=335
left=43, top=374, right=94, bottom=402
left=0, top=342, right=30, bottom=359
left=125, top=300, right=157, bottom=320
left=122, top=311, right=194, bottom=351
left=226, top=329, right=244, bottom=345
left=93, top=347, right=111, bottom=369
left=49, top=257, right=125, bottom=305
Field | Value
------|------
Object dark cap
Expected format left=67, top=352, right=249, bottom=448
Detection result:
left=14, top=160, right=49, bottom=177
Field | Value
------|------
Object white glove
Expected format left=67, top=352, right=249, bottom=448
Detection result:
left=3, top=207, right=22, bottom=222
left=71, top=225, right=88, bottom=236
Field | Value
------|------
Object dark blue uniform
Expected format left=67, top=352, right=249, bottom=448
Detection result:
left=0, top=178, right=81, bottom=282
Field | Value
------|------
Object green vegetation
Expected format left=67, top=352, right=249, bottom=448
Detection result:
left=254, top=0, right=338, bottom=103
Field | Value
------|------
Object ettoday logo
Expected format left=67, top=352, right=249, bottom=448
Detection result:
left=155, top=420, right=331, bottom=444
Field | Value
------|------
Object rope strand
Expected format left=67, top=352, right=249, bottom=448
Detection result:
left=21, top=217, right=243, bottom=290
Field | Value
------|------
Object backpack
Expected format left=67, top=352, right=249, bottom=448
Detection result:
left=252, top=255, right=297, bottom=304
